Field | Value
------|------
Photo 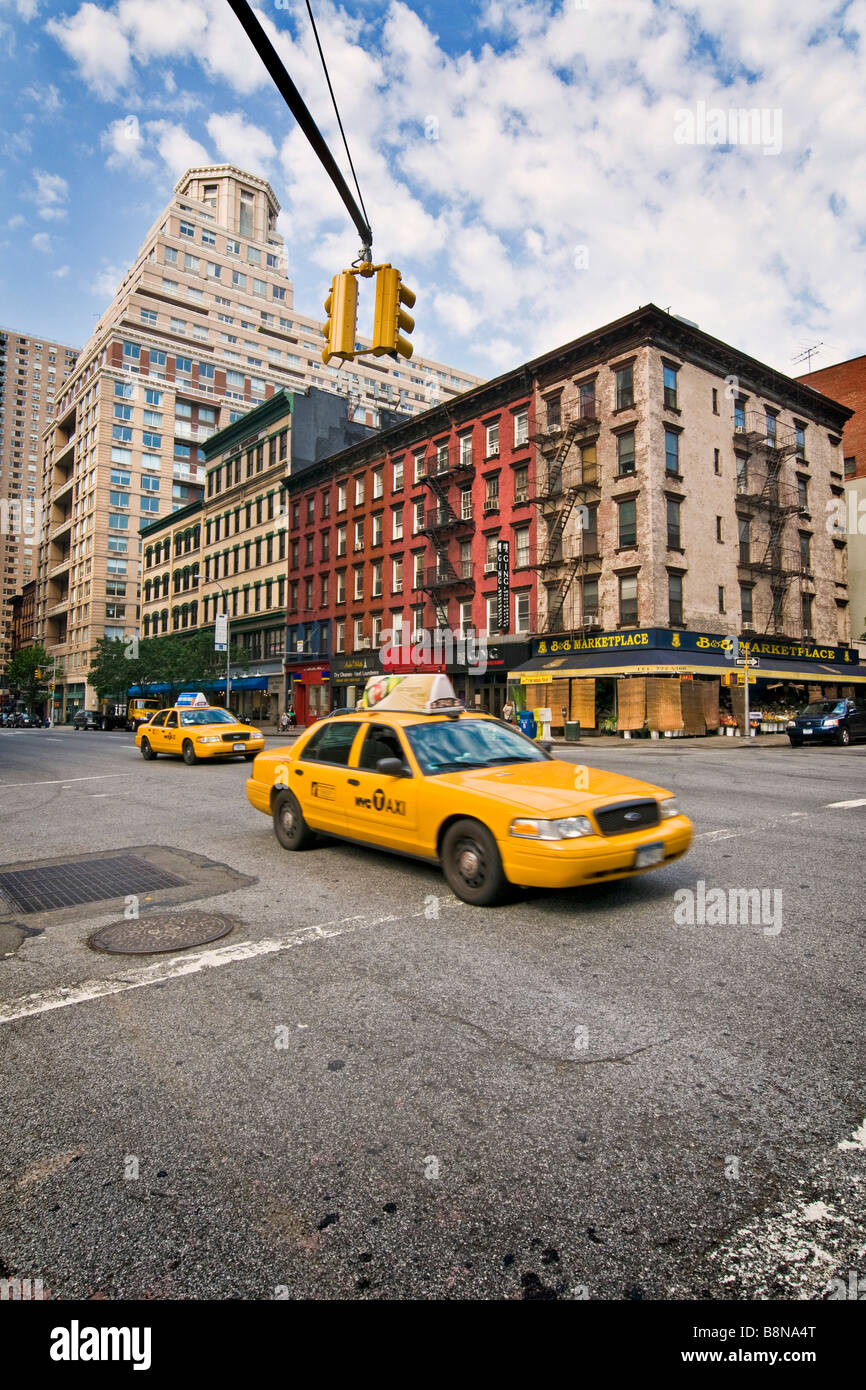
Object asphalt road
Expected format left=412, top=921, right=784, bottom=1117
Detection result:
left=0, top=726, right=864, bottom=1300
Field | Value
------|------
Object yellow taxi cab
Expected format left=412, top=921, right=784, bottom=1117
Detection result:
left=136, top=692, right=266, bottom=765
left=245, top=674, right=692, bottom=905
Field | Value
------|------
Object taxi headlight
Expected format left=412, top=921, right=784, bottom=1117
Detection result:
left=197, top=735, right=222, bottom=744
left=510, top=816, right=594, bottom=840
left=659, top=797, right=680, bottom=819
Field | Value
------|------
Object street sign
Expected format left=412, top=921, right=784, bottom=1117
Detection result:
left=214, top=613, right=228, bottom=652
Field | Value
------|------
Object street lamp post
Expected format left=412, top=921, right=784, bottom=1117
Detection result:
left=213, top=585, right=231, bottom=713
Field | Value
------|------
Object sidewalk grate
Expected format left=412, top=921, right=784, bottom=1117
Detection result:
left=0, top=855, right=185, bottom=915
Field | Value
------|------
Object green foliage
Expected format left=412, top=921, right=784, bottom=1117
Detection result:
left=88, top=632, right=250, bottom=704
left=5, top=644, right=52, bottom=712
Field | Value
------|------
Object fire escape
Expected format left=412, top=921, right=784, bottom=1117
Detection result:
left=734, top=412, right=811, bottom=635
left=529, top=403, right=602, bottom=632
left=419, top=444, right=475, bottom=628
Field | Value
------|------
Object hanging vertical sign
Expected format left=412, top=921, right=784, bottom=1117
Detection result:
left=496, top=539, right=510, bottom=633
left=214, top=612, right=228, bottom=652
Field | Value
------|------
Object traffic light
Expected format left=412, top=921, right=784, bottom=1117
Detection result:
left=372, top=266, right=416, bottom=359
left=34, top=668, right=42, bottom=679
left=321, top=271, right=358, bottom=365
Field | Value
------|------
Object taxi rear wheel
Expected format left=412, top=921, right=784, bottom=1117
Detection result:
left=140, top=737, right=156, bottom=760
left=182, top=739, right=198, bottom=765
left=273, top=790, right=314, bottom=850
left=442, top=819, right=506, bottom=906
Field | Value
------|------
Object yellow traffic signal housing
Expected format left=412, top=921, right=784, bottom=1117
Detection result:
left=34, top=668, right=42, bottom=678
left=321, top=271, right=358, bottom=364
left=372, top=266, right=416, bottom=359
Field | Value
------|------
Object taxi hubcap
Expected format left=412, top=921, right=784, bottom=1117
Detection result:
left=281, top=805, right=295, bottom=833
left=457, top=842, right=483, bottom=883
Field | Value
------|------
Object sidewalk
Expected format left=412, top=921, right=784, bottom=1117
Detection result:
left=249, top=722, right=789, bottom=750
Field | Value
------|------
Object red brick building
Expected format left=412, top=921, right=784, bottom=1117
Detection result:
left=284, top=378, right=539, bottom=720
left=797, top=355, right=866, bottom=479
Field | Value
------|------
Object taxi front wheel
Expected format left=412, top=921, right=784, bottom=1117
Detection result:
left=140, top=737, right=156, bottom=760
left=182, top=740, right=198, bottom=765
left=442, top=819, right=506, bottom=907
left=273, top=790, right=314, bottom=851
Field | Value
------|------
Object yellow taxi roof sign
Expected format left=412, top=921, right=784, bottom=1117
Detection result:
left=358, top=673, right=464, bottom=714
left=175, top=691, right=209, bottom=709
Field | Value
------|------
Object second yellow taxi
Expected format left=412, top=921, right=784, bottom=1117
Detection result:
left=246, top=674, right=692, bottom=905
left=136, top=693, right=265, bottom=765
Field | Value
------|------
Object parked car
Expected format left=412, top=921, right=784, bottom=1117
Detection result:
left=787, top=698, right=866, bottom=746
left=8, top=712, right=31, bottom=728
left=73, top=709, right=103, bottom=731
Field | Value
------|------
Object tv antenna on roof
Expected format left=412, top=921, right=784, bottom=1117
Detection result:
left=792, top=342, right=823, bottom=371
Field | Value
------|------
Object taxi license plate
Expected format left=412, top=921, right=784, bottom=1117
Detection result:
left=233, top=742, right=247, bottom=751
left=635, top=842, right=664, bottom=868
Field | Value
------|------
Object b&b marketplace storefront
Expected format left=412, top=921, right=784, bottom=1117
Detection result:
left=508, top=628, right=866, bottom=737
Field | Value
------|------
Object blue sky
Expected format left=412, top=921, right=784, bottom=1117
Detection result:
left=1, top=0, right=864, bottom=380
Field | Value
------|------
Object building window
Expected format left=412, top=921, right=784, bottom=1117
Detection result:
left=392, top=506, right=403, bottom=540
left=667, top=498, right=681, bottom=548
left=515, top=591, right=531, bottom=632
left=798, top=476, right=809, bottom=508
left=372, top=468, right=384, bottom=499
left=335, top=619, right=345, bottom=653
left=712, top=387, right=719, bottom=415
left=718, top=585, right=725, bottom=614
left=372, top=561, right=383, bottom=597
left=795, top=424, right=806, bottom=459
left=799, top=532, right=811, bottom=570
left=513, top=408, right=529, bottom=448
left=239, top=190, right=254, bottom=237
left=354, top=567, right=364, bottom=601
left=392, top=458, right=404, bottom=490
left=738, top=517, right=750, bottom=564
left=617, top=431, right=635, bottom=476
left=668, top=573, right=683, bottom=625
left=486, top=421, right=499, bottom=456
left=486, top=595, right=500, bottom=633
left=618, top=574, right=638, bottom=625
left=414, top=553, right=424, bottom=588
left=484, top=476, right=499, bottom=512
left=734, top=400, right=746, bottom=433
left=336, top=570, right=346, bottom=604
left=354, top=476, right=365, bottom=505
left=615, top=365, right=634, bottom=411
left=372, top=513, right=383, bottom=547
left=336, top=524, right=347, bottom=557
left=664, top=429, right=679, bottom=474
left=663, top=364, right=678, bottom=409
left=578, top=381, right=596, bottom=419
left=714, top=448, right=721, bottom=475
left=618, top=498, right=637, bottom=548
left=801, top=591, right=813, bottom=634
left=736, top=456, right=749, bottom=493
left=582, top=577, right=599, bottom=618
left=514, top=525, right=530, bottom=568
left=740, top=585, right=753, bottom=624
left=392, top=557, right=403, bottom=592
left=843, top=456, right=856, bottom=478
left=514, top=466, right=529, bottom=503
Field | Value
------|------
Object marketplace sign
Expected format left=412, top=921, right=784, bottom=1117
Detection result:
left=533, top=629, right=859, bottom=665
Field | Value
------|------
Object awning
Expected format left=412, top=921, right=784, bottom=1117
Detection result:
left=508, top=649, right=866, bottom=684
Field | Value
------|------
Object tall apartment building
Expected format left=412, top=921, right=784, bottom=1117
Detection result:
left=0, top=327, right=78, bottom=682
left=37, top=164, right=481, bottom=719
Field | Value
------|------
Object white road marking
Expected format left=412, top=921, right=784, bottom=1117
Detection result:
left=838, top=1117, right=866, bottom=1152
left=0, top=774, right=135, bottom=790
left=825, top=798, right=866, bottom=809
left=0, top=906, right=414, bottom=1026
left=695, top=811, right=810, bottom=842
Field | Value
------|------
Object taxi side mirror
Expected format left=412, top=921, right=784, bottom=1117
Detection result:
left=376, top=756, right=409, bottom=778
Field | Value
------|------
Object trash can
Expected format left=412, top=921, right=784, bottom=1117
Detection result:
left=565, top=720, right=581, bottom=742
left=519, top=711, right=537, bottom=738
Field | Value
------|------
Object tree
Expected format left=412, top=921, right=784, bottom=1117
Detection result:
left=87, top=632, right=250, bottom=707
left=5, top=644, right=51, bottom=714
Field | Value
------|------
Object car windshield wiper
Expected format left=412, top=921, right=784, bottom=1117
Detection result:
left=480, top=755, right=535, bottom=765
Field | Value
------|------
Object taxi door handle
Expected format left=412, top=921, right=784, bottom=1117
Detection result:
left=348, top=778, right=360, bottom=786
left=294, top=768, right=303, bottom=776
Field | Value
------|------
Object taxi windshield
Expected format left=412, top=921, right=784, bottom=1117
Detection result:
left=405, top=717, right=548, bottom=775
left=179, top=708, right=237, bottom=726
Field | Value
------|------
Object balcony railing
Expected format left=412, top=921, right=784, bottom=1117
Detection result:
left=423, top=561, right=474, bottom=589
left=423, top=445, right=475, bottom=478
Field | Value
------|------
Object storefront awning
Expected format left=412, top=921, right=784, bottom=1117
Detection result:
left=508, top=648, right=866, bottom=684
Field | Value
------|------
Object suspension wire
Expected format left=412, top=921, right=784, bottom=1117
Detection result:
left=304, top=0, right=370, bottom=241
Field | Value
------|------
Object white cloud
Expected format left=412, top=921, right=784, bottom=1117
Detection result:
left=206, top=111, right=277, bottom=174
left=90, top=262, right=125, bottom=297
left=29, top=169, right=69, bottom=220
left=31, top=231, right=55, bottom=253
left=7, top=213, right=25, bottom=229
left=51, top=264, right=71, bottom=278
left=46, top=1, right=132, bottom=99
left=23, top=82, right=61, bottom=113
left=144, top=120, right=210, bottom=176
left=101, top=114, right=151, bottom=171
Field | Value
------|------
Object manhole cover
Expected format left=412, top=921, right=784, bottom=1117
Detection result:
left=89, top=912, right=235, bottom=955
left=0, top=855, right=185, bottom=915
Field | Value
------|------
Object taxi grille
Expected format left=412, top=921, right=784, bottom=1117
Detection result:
left=221, top=732, right=250, bottom=743
left=594, top=799, right=660, bottom=836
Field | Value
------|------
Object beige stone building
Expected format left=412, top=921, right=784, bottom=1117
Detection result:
left=0, top=326, right=77, bottom=687
left=531, top=306, right=852, bottom=644
left=36, top=164, right=481, bottom=718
